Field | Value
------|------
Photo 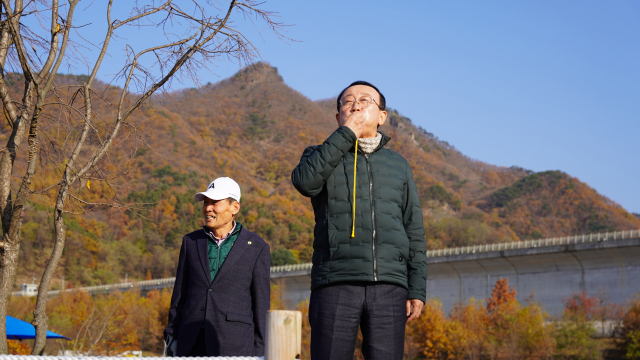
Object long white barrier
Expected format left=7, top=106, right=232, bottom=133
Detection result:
left=425, top=228, right=640, bottom=257
left=17, top=230, right=639, bottom=298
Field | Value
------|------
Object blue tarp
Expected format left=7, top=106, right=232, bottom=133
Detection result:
left=6, top=315, right=69, bottom=340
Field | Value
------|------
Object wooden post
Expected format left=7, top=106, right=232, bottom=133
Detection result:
left=266, top=310, right=302, bottom=360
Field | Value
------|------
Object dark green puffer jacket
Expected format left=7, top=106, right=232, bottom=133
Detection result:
left=291, top=126, right=427, bottom=302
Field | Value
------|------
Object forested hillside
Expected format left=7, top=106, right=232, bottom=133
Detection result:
left=4, top=64, right=639, bottom=288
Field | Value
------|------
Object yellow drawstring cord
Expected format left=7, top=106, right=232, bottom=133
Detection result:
left=351, top=139, right=358, bottom=238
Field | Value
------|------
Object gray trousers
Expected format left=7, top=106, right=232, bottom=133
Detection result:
left=309, top=282, right=408, bottom=360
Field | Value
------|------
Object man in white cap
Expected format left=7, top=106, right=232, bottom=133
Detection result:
left=164, top=177, right=270, bottom=357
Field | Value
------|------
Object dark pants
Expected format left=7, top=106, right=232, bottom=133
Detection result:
left=309, top=282, right=408, bottom=360
left=187, top=329, right=207, bottom=356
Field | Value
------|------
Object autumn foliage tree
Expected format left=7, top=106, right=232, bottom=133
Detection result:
left=619, top=298, right=640, bottom=360
left=486, top=278, right=517, bottom=314
left=404, top=278, right=553, bottom=360
left=483, top=279, right=552, bottom=359
left=448, top=299, right=488, bottom=360
left=8, top=289, right=171, bottom=355
left=405, top=299, right=452, bottom=359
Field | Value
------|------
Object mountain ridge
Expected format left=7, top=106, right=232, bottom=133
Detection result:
left=3, top=64, right=639, bottom=287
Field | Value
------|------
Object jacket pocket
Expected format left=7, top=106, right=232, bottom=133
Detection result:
left=225, top=311, right=253, bottom=325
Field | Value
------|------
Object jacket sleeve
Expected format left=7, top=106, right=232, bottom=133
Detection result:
left=402, top=164, right=428, bottom=303
left=291, top=126, right=357, bottom=197
left=251, top=241, right=271, bottom=356
left=165, top=236, right=190, bottom=339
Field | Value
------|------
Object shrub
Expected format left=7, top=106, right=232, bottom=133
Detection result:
left=405, top=299, right=451, bottom=359
left=554, top=319, right=599, bottom=360
left=619, top=299, right=640, bottom=359
left=270, top=248, right=298, bottom=266
left=7, top=340, right=31, bottom=355
left=554, top=292, right=605, bottom=360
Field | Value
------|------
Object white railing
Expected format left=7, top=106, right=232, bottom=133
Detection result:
left=13, top=264, right=315, bottom=297
left=12, top=277, right=177, bottom=297
left=49, top=277, right=176, bottom=296
left=270, top=263, right=312, bottom=273
left=12, top=264, right=314, bottom=297
left=425, top=229, right=640, bottom=258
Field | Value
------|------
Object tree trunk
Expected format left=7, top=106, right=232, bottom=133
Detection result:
left=31, top=186, right=68, bottom=355
left=0, top=231, right=19, bottom=354
left=0, top=77, right=33, bottom=354
left=31, top=81, right=86, bottom=355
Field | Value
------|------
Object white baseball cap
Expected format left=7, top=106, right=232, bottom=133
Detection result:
left=194, top=177, right=241, bottom=202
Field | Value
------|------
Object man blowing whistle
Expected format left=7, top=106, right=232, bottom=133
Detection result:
left=291, top=81, right=428, bottom=360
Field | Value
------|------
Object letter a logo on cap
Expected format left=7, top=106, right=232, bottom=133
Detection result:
left=208, top=183, right=215, bottom=189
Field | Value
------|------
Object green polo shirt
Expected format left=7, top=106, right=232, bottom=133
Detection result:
left=205, top=222, right=242, bottom=282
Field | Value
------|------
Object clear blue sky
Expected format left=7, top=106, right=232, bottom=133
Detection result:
left=59, top=1, right=640, bottom=215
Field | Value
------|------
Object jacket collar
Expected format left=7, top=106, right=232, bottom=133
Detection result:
left=351, top=131, right=391, bottom=154
left=375, top=132, right=391, bottom=152
left=202, top=222, right=242, bottom=244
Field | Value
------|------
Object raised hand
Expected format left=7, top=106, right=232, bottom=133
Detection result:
left=342, top=111, right=367, bottom=138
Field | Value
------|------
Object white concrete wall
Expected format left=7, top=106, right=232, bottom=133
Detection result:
left=275, top=238, right=640, bottom=317
left=426, top=239, right=640, bottom=316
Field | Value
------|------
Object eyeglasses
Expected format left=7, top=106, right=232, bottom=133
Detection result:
left=339, top=96, right=380, bottom=110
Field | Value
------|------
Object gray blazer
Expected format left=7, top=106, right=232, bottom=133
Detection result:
left=164, top=227, right=271, bottom=356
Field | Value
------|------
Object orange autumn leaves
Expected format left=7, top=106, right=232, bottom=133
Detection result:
left=8, top=289, right=171, bottom=356
left=7, top=279, right=640, bottom=358
left=276, top=279, right=554, bottom=360
left=7, top=340, right=31, bottom=355
left=404, top=280, right=638, bottom=360
left=406, top=279, right=552, bottom=360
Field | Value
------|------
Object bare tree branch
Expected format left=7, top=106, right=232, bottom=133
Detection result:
left=0, top=0, right=289, bottom=354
